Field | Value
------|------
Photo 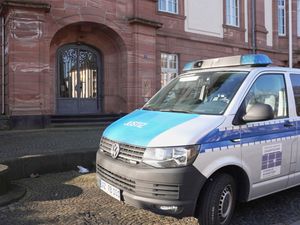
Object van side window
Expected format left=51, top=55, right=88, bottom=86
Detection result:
left=244, top=74, right=287, bottom=118
left=290, top=74, right=300, bottom=116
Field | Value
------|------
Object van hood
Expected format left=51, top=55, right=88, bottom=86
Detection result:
left=103, top=109, right=225, bottom=147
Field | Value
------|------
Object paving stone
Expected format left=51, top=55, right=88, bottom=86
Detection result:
left=0, top=171, right=199, bottom=225
left=0, top=171, right=300, bottom=225
left=290, top=222, right=300, bottom=225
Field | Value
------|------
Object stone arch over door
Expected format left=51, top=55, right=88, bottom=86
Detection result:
left=50, top=22, right=128, bottom=115
left=57, top=44, right=102, bottom=115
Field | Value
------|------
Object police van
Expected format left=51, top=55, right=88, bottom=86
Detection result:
left=96, top=54, right=300, bottom=225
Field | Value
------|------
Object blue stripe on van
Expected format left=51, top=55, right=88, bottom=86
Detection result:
left=199, top=121, right=297, bottom=153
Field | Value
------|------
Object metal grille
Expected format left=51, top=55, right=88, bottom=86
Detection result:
left=58, top=46, right=98, bottom=99
left=97, top=164, right=136, bottom=192
left=152, top=183, right=179, bottom=199
left=57, top=44, right=101, bottom=115
left=99, top=137, right=145, bottom=164
left=97, top=164, right=180, bottom=200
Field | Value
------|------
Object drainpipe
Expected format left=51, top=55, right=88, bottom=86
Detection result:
left=251, top=0, right=257, bottom=54
left=288, top=0, right=293, bottom=68
left=1, top=16, right=4, bottom=115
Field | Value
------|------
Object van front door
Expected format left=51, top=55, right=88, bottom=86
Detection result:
left=240, top=73, right=296, bottom=199
left=288, top=73, right=300, bottom=186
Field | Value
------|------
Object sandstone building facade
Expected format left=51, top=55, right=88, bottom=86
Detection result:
left=0, top=0, right=298, bottom=128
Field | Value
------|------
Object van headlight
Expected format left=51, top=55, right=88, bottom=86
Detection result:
left=142, top=146, right=199, bottom=168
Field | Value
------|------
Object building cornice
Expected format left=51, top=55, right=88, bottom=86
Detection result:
left=128, top=17, right=163, bottom=29
left=157, top=29, right=289, bottom=55
left=1, top=0, right=51, bottom=12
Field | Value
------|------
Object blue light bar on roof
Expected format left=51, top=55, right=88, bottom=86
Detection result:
left=241, top=54, right=272, bottom=66
left=183, top=54, right=272, bottom=72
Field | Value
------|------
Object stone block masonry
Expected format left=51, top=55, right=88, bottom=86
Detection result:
left=0, top=0, right=295, bottom=128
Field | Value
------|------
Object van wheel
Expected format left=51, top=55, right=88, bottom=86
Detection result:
left=197, top=173, right=236, bottom=225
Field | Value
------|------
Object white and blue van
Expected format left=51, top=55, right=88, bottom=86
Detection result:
left=96, top=54, right=300, bottom=225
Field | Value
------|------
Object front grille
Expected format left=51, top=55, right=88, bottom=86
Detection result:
left=97, top=164, right=180, bottom=200
left=152, top=184, right=180, bottom=199
left=97, top=164, right=136, bottom=192
left=99, top=137, right=145, bottom=164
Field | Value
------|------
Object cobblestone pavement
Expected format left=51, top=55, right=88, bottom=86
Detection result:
left=1, top=171, right=300, bottom=225
left=0, top=171, right=198, bottom=225
left=0, top=128, right=103, bottom=161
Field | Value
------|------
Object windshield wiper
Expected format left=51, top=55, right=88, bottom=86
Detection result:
left=159, top=109, right=191, bottom=114
left=142, top=106, right=157, bottom=111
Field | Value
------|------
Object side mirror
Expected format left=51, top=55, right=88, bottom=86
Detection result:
left=243, top=103, right=274, bottom=123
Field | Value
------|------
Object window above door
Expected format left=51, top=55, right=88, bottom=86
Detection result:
left=226, top=0, right=240, bottom=27
left=158, top=0, right=178, bottom=14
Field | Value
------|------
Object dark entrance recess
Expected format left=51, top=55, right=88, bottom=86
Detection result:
left=57, top=44, right=102, bottom=115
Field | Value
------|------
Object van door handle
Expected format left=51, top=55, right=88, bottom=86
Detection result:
left=284, top=121, right=294, bottom=127
left=231, top=138, right=241, bottom=143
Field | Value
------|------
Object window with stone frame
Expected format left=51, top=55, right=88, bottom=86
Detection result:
left=158, top=0, right=178, bottom=14
left=161, top=53, right=178, bottom=87
left=226, top=0, right=239, bottom=27
left=278, top=0, right=286, bottom=36
left=297, top=0, right=300, bottom=36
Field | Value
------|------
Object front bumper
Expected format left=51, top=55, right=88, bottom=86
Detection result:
left=96, top=151, right=206, bottom=217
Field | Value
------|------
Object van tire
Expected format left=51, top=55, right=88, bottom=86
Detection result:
left=197, top=173, right=236, bottom=225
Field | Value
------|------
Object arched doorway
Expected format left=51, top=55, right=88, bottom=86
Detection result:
left=56, top=44, right=102, bottom=115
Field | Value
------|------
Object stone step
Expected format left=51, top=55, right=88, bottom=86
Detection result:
left=0, top=164, right=10, bottom=196
left=48, top=114, right=124, bottom=128
left=48, top=121, right=112, bottom=128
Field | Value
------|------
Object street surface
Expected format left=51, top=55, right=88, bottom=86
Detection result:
left=0, top=128, right=102, bottom=161
left=0, top=171, right=300, bottom=225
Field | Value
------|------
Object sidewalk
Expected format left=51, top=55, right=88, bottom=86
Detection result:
left=2, top=128, right=300, bottom=225
left=0, top=127, right=104, bottom=179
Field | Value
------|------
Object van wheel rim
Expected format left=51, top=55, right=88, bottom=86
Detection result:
left=218, top=185, right=233, bottom=224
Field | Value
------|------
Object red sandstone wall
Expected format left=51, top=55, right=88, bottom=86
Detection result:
left=1, top=0, right=299, bottom=116
left=4, top=0, right=135, bottom=115
left=0, top=17, right=2, bottom=114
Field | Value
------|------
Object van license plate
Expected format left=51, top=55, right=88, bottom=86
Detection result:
left=100, top=179, right=121, bottom=201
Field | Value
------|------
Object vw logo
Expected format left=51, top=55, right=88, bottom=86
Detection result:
left=111, top=143, right=120, bottom=159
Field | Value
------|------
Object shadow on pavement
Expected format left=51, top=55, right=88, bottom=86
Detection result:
left=31, top=182, right=83, bottom=202
left=231, top=185, right=300, bottom=225
left=9, top=170, right=300, bottom=225
left=19, top=170, right=83, bottom=202
left=0, top=171, right=84, bottom=225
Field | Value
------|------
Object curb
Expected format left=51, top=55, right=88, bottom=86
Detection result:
left=1, top=148, right=97, bottom=180
left=0, top=164, right=9, bottom=195
left=0, top=126, right=102, bottom=136
left=0, top=184, right=26, bottom=207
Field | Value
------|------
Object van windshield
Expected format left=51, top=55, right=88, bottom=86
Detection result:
left=143, top=71, right=248, bottom=115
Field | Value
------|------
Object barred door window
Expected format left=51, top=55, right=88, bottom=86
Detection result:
left=161, top=53, right=178, bottom=87
left=57, top=44, right=101, bottom=115
left=59, top=47, right=98, bottom=99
